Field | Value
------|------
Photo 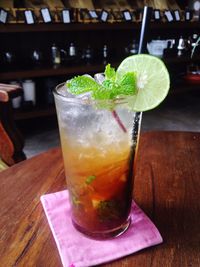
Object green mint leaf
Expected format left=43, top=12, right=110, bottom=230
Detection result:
left=103, top=80, right=121, bottom=99
left=102, top=80, right=118, bottom=98
left=66, top=76, right=100, bottom=95
left=92, top=72, right=136, bottom=101
left=92, top=83, right=119, bottom=101
left=118, top=72, right=137, bottom=95
left=92, top=88, right=111, bottom=100
left=85, top=175, right=96, bottom=185
left=104, top=64, right=116, bottom=80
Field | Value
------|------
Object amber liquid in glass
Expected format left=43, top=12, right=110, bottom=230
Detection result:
left=61, top=134, right=135, bottom=238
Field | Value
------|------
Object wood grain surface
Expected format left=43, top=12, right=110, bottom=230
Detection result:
left=0, top=131, right=199, bottom=267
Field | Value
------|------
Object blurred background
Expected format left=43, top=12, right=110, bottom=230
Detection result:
left=0, top=0, right=199, bottom=157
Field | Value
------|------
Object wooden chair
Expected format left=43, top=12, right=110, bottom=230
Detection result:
left=0, top=83, right=26, bottom=170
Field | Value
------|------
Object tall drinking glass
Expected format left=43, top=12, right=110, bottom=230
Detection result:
left=53, top=82, right=142, bottom=239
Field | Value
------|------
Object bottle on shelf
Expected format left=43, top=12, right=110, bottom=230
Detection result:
left=177, top=36, right=190, bottom=57
left=2, top=51, right=17, bottom=71
left=102, top=44, right=109, bottom=65
left=51, top=43, right=61, bottom=67
left=31, top=49, right=43, bottom=67
left=22, top=79, right=36, bottom=108
left=67, top=42, right=78, bottom=65
left=81, top=45, right=94, bottom=64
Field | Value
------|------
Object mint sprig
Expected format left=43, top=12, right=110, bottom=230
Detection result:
left=104, top=64, right=116, bottom=80
left=66, top=64, right=137, bottom=102
left=66, top=75, right=100, bottom=95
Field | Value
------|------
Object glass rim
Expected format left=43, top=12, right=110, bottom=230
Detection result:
left=53, top=82, right=131, bottom=106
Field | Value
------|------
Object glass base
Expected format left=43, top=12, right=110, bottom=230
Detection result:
left=72, top=217, right=131, bottom=240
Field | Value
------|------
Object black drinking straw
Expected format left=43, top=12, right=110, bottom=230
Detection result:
left=128, top=6, right=153, bottom=189
left=138, top=6, right=152, bottom=54
left=113, top=7, right=152, bottom=135
left=112, top=7, right=152, bottom=134
left=132, top=6, right=153, bottom=145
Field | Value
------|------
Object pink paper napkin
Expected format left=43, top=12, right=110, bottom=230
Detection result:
left=41, top=190, right=163, bottom=267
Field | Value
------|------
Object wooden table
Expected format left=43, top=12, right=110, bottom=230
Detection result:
left=0, top=131, right=200, bottom=267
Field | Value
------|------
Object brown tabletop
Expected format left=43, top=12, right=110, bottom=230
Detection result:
left=0, top=131, right=200, bottom=267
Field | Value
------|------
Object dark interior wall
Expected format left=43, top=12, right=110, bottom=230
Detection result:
left=11, top=0, right=191, bottom=9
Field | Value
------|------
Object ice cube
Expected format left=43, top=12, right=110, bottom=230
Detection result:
left=94, top=73, right=105, bottom=84
left=83, top=74, right=95, bottom=80
left=76, top=91, right=92, bottom=101
left=57, top=81, right=76, bottom=98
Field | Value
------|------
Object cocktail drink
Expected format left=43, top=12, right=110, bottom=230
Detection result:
left=53, top=55, right=170, bottom=239
left=54, top=85, right=140, bottom=238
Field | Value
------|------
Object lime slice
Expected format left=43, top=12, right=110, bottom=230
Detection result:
left=116, top=54, right=170, bottom=111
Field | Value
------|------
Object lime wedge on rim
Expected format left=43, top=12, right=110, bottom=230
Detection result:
left=116, top=54, right=170, bottom=112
